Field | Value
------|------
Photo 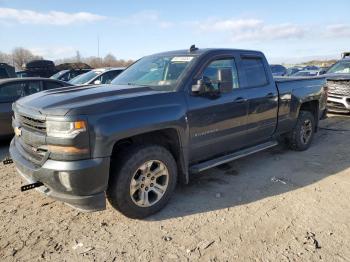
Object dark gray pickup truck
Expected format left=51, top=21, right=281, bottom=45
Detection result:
left=10, top=47, right=327, bottom=218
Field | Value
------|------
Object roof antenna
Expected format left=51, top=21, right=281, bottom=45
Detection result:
left=189, top=44, right=198, bottom=52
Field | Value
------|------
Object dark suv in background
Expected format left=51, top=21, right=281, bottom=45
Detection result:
left=0, top=63, right=16, bottom=79
left=16, top=60, right=57, bottom=78
left=0, top=78, right=70, bottom=137
left=270, top=64, right=287, bottom=76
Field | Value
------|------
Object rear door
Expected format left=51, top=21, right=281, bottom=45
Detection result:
left=186, top=55, right=250, bottom=163
left=239, top=55, right=278, bottom=145
left=0, top=81, right=26, bottom=135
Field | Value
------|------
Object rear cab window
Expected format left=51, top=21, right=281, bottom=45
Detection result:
left=240, top=56, right=268, bottom=88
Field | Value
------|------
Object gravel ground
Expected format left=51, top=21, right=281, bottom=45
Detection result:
left=0, top=114, right=350, bottom=261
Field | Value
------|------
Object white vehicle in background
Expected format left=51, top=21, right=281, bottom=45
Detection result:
left=292, top=70, right=321, bottom=77
left=69, top=67, right=125, bottom=86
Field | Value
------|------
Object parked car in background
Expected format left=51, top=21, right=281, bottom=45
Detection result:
left=318, top=66, right=330, bottom=75
left=68, top=67, right=125, bottom=86
left=286, top=67, right=302, bottom=76
left=16, top=60, right=58, bottom=78
left=0, top=78, right=70, bottom=137
left=10, top=47, right=327, bottom=218
left=292, top=70, right=320, bottom=77
left=303, top=65, right=319, bottom=71
left=50, top=69, right=91, bottom=82
left=0, top=63, right=16, bottom=79
left=324, top=53, right=350, bottom=113
left=55, top=62, right=92, bottom=72
left=270, top=64, right=287, bottom=76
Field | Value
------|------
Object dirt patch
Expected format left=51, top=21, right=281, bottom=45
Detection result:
left=0, top=114, right=350, bottom=261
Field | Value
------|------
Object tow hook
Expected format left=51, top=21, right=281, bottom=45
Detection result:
left=21, top=182, right=44, bottom=192
left=2, top=157, right=13, bottom=165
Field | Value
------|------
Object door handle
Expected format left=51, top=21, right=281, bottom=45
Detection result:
left=234, top=97, right=247, bottom=103
left=265, top=92, right=275, bottom=98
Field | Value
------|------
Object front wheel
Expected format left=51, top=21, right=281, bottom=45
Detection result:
left=287, top=110, right=315, bottom=151
left=107, top=145, right=177, bottom=219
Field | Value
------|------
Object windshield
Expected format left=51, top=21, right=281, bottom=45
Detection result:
left=327, top=60, right=350, bottom=74
left=50, top=70, right=69, bottom=80
left=111, top=55, right=196, bottom=90
left=69, top=70, right=102, bottom=85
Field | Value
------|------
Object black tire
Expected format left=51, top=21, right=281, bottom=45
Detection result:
left=107, top=144, right=177, bottom=219
left=287, top=110, right=315, bottom=151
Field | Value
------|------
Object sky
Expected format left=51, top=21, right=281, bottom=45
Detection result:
left=0, top=0, right=349, bottom=63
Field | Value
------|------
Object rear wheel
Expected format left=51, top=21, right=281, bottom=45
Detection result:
left=287, top=110, right=315, bottom=151
left=107, top=145, right=177, bottom=219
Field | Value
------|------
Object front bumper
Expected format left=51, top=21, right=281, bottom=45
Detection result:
left=327, top=96, right=350, bottom=113
left=10, top=138, right=110, bottom=211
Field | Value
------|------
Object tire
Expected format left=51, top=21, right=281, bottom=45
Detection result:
left=287, top=110, right=315, bottom=151
left=107, top=145, right=177, bottom=219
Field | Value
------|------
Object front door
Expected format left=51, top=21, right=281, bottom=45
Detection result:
left=186, top=57, right=249, bottom=163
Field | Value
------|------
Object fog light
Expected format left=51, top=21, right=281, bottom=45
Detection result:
left=58, top=172, right=72, bottom=191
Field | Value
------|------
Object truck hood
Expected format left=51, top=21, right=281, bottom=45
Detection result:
left=16, top=84, right=167, bottom=116
left=324, top=73, right=350, bottom=81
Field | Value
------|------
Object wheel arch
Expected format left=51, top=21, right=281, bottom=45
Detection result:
left=298, top=100, right=319, bottom=131
left=110, top=128, right=189, bottom=185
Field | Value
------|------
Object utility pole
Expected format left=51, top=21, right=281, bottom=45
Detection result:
left=97, top=36, right=100, bottom=59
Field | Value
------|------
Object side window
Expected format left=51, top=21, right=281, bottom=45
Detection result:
left=0, top=82, right=26, bottom=101
left=101, top=70, right=122, bottom=84
left=26, top=81, right=43, bottom=95
left=60, top=73, right=70, bottom=82
left=44, top=81, right=65, bottom=90
left=241, top=57, right=268, bottom=88
left=202, top=58, right=239, bottom=92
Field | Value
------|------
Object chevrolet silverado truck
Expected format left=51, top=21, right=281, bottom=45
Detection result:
left=324, top=52, right=350, bottom=113
left=10, top=47, right=327, bottom=218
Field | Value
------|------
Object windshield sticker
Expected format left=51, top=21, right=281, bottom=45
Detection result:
left=171, top=56, right=194, bottom=62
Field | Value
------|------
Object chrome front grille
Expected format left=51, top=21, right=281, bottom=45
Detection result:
left=327, top=80, right=350, bottom=97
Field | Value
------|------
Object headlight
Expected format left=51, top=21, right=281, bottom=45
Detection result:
left=46, top=120, right=87, bottom=138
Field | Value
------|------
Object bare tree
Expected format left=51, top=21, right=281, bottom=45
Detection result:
left=0, top=51, right=13, bottom=65
left=12, top=47, right=42, bottom=70
left=103, top=53, right=116, bottom=67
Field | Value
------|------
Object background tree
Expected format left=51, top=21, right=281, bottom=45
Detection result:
left=11, top=47, right=42, bottom=70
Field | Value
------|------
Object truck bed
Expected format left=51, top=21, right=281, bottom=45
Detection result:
left=274, top=76, right=326, bottom=83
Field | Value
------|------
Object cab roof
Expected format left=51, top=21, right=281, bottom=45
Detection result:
left=150, top=47, right=262, bottom=57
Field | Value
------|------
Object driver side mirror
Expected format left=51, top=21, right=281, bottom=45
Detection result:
left=191, top=67, right=233, bottom=95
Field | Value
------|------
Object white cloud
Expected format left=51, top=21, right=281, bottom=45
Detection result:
left=195, top=18, right=305, bottom=41
left=0, top=7, right=106, bottom=25
left=326, top=24, right=350, bottom=37
left=0, top=8, right=173, bottom=29
left=29, top=46, right=76, bottom=59
left=114, top=10, right=174, bottom=28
